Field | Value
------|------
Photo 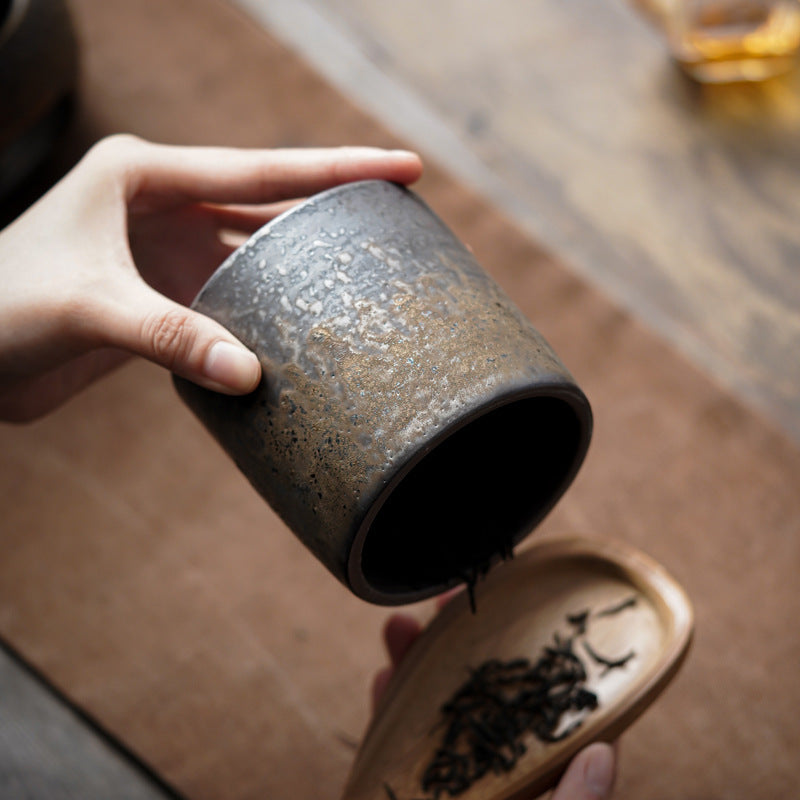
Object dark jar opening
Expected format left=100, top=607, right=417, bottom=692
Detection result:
left=353, top=393, right=590, bottom=603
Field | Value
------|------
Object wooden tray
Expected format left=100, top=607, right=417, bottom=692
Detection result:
left=344, top=537, right=694, bottom=800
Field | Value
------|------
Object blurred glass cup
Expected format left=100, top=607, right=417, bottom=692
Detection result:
left=633, top=0, right=800, bottom=82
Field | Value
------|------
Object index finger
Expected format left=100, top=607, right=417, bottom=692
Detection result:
left=115, top=138, right=423, bottom=210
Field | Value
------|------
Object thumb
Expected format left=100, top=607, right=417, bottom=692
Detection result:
left=107, top=283, right=261, bottom=394
left=551, top=743, right=616, bottom=800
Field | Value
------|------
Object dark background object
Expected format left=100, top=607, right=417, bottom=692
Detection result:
left=0, top=0, right=79, bottom=203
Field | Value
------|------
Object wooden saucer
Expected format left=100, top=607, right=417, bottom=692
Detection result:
left=343, top=536, right=693, bottom=800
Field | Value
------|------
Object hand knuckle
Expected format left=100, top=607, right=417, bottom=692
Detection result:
left=81, top=135, right=150, bottom=184
left=143, top=309, right=196, bottom=367
left=89, top=133, right=144, bottom=161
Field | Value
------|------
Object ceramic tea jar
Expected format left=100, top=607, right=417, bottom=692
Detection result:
left=174, top=180, right=592, bottom=604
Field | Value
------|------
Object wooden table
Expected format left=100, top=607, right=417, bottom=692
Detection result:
left=239, top=0, right=800, bottom=444
left=2, top=1, right=799, bottom=798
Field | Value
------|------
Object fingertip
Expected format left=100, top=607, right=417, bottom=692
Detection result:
left=371, top=666, right=393, bottom=713
left=337, top=146, right=423, bottom=186
left=388, top=149, right=423, bottom=184
left=392, top=148, right=423, bottom=167
left=201, top=340, right=261, bottom=394
left=582, top=742, right=616, bottom=797
left=553, top=742, right=615, bottom=800
left=383, top=614, right=422, bottom=666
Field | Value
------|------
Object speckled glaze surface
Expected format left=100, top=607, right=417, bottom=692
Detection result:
left=174, top=180, right=592, bottom=604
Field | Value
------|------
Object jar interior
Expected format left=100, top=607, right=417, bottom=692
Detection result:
left=360, top=395, right=585, bottom=596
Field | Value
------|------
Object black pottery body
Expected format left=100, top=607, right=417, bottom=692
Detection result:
left=174, top=181, right=592, bottom=604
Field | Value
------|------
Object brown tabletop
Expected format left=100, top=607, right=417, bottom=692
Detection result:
left=1, top=1, right=799, bottom=799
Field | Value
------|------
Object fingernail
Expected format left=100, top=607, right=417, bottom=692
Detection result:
left=584, top=744, right=615, bottom=797
left=353, top=147, right=416, bottom=161
left=203, top=341, right=261, bottom=393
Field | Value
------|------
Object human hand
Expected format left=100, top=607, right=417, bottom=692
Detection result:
left=0, top=135, right=423, bottom=422
left=372, top=614, right=617, bottom=800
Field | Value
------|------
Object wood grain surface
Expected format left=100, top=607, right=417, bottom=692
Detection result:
left=344, top=538, right=693, bottom=800
left=243, top=0, right=800, bottom=443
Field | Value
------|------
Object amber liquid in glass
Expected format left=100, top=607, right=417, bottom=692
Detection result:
left=670, top=0, right=800, bottom=81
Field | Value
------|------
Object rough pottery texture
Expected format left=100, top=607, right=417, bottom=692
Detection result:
left=174, top=181, right=592, bottom=604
